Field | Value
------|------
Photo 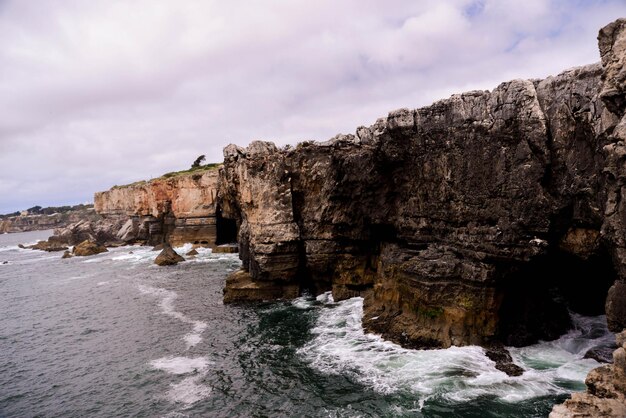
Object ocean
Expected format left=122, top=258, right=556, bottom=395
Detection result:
left=0, top=230, right=613, bottom=417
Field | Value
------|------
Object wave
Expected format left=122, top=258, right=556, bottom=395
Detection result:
left=297, top=293, right=608, bottom=406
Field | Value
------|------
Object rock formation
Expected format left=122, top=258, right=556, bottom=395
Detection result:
left=155, top=244, right=185, bottom=266
left=0, top=205, right=99, bottom=234
left=550, top=331, right=626, bottom=417
left=94, top=167, right=232, bottom=247
left=72, top=240, right=108, bottom=257
left=218, top=18, right=626, bottom=354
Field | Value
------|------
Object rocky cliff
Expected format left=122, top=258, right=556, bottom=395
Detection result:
left=94, top=167, right=234, bottom=247
left=218, top=18, right=626, bottom=353
left=0, top=207, right=100, bottom=234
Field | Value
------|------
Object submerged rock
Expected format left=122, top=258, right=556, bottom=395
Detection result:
left=155, top=245, right=184, bottom=266
left=484, top=344, right=524, bottom=377
left=72, top=240, right=108, bottom=257
left=186, top=248, right=199, bottom=256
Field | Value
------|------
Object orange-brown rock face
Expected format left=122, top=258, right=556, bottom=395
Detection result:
left=94, top=169, right=222, bottom=247
left=95, top=169, right=218, bottom=219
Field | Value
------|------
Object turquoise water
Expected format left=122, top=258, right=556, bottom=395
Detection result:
left=0, top=230, right=612, bottom=417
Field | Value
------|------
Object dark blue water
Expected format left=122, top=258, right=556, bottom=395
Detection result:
left=0, top=230, right=613, bottom=417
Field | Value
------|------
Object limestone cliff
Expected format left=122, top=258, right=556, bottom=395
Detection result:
left=0, top=207, right=99, bottom=234
left=218, top=18, right=626, bottom=352
left=94, top=167, right=232, bottom=247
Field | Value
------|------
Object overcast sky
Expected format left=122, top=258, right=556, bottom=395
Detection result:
left=0, top=0, right=625, bottom=213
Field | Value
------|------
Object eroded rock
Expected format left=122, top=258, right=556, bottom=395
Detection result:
left=72, top=240, right=108, bottom=257
left=155, top=245, right=184, bottom=266
left=217, top=18, right=626, bottom=353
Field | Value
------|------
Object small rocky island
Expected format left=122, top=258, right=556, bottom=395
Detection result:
left=31, top=18, right=626, bottom=417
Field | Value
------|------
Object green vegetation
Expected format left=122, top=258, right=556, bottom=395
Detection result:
left=191, top=154, right=206, bottom=168
left=420, top=306, right=444, bottom=319
left=159, top=163, right=221, bottom=179
left=0, top=204, right=94, bottom=218
left=111, top=180, right=147, bottom=189
left=109, top=163, right=221, bottom=190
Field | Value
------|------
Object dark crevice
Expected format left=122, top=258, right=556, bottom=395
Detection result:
left=496, top=243, right=616, bottom=347
left=216, top=206, right=238, bottom=245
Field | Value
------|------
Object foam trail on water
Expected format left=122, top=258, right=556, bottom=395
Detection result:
left=138, top=285, right=208, bottom=349
left=150, top=356, right=213, bottom=405
left=298, top=293, right=608, bottom=406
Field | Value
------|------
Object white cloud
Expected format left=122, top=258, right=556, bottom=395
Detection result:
left=0, top=0, right=624, bottom=212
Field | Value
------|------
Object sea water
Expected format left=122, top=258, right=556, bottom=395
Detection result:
left=0, top=230, right=613, bottom=417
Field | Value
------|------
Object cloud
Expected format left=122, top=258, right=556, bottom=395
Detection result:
left=0, top=0, right=624, bottom=212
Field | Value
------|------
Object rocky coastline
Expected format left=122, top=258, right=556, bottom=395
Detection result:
left=27, top=17, right=626, bottom=415
left=0, top=205, right=99, bottom=234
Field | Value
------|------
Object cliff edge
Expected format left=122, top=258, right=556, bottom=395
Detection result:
left=218, top=18, right=626, bottom=353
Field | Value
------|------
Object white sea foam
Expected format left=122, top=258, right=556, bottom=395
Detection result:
left=138, top=284, right=208, bottom=349
left=298, top=293, right=609, bottom=404
left=167, top=375, right=212, bottom=405
left=151, top=357, right=213, bottom=405
left=150, top=356, right=212, bottom=374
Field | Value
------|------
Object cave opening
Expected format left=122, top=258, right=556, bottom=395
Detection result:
left=496, top=243, right=616, bottom=347
left=216, top=206, right=238, bottom=245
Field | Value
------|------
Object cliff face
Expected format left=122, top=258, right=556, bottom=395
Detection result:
left=0, top=208, right=100, bottom=234
left=218, top=19, right=626, bottom=349
left=94, top=168, right=224, bottom=246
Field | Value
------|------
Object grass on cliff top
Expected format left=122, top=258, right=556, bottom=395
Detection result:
left=159, top=163, right=221, bottom=179
left=110, top=163, right=221, bottom=189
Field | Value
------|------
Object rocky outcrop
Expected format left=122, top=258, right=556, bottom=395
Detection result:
left=72, top=240, right=108, bottom=257
left=28, top=240, right=69, bottom=252
left=218, top=18, right=626, bottom=352
left=95, top=168, right=226, bottom=247
left=155, top=244, right=185, bottom=266
left=550, top=330, right=626, bottom=418
left=51, top=217, right=129, bottom=246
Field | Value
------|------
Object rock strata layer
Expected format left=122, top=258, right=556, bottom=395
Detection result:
left=218, top=18, right=626, bottom=353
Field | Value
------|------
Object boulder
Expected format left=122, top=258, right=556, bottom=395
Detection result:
left=72, top=240, right=108, bottom=257
left=155, top=245, right=184, bottom=266
left=61, top=250, right=72, bottom=259
left=186, top=248, right=199, bottom=256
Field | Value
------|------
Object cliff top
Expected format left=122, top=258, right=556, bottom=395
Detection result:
left=110, top=163, right=222, bottom=190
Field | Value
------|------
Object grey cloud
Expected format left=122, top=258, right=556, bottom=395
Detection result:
left=0, top=0, right=624, bottom=213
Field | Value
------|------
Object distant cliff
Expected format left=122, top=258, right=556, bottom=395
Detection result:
left=0, top=205, right=99, bottom=234
left=218, top=18, right=626, bottom=353
left=94, top=166, right=235, bottom=247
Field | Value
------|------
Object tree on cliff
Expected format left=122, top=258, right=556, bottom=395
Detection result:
left=192, top=155, right=206, bottom=168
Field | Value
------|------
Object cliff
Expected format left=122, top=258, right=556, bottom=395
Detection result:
left=0, top=207, right=100, bottom=234
left=218, top=18, right=626, bottom=353
left=94, top=167, right=234, bottom=247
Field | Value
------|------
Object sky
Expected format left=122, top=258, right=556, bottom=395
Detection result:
left=0, top=0, right=625, bottom=213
